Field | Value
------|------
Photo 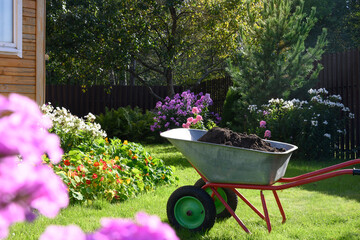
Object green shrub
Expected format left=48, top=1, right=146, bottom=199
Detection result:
left=246, top=88, right=354, bottom=159
left=96, top=106, right=157, bottom=143
left=44, top=138, right=177, bottom=203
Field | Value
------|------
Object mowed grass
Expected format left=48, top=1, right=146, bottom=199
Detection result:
left=8, top=144, right=360, bottom=240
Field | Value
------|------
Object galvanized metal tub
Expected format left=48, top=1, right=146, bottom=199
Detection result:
left=161, top=128, right=298, bottom=185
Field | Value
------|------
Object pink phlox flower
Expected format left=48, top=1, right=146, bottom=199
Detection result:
left=88, top=213, right=179, bottom=240
left=264, top=130, right=271, bottom=139
left=0, top=94, right=63, bottom=164
left=182, top=123, right=190, bottom=129
left=259, top=120, right=266, bottom=128
left=192, top=107, right=199, bottom=114
left=186, top=117, right=194, bottom=123
left=40, top=225, right=86, bottom=240
left=0, top=157, right=69, bottom=238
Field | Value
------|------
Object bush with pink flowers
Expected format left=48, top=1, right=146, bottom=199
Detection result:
left=150, top=90, right=220, bottom=133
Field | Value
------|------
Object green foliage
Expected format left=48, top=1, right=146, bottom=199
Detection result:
left=223, top=0, right=327, bottom=132
left=41, top=103, right=107, bottom=153
left=46, top=0, right=255, bottom=95
left=299, top=0, right=357, bottom=53
left=44, top=138, right=177, bottom=203
left=246, top=88, right=354, bottom=159
left=95, top=106, right=157, bottom=143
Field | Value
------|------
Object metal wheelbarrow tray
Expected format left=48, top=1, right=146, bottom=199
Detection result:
left=161, top=128, right=360, bottom=234
left=161, top=128, right=298, bottom=185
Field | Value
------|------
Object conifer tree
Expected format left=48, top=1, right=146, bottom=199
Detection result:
left=223, top=0, right=327, bottom=132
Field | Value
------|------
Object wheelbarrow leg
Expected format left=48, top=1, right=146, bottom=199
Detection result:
left=232, top=188, right=265, bottom=220
left=272, top=190, right=286, bottom=224
left=260, top=191, right=272, bottom=233
left=210, top=187, right=251, bottom=234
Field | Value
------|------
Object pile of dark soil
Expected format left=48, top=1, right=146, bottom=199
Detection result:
left=198, top=127, right=285, bottom=152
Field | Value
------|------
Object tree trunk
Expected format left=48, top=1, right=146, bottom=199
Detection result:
left=166, top=67, right=175, bottom=97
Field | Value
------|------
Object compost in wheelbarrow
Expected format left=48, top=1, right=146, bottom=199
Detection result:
left=161, top=128, right=360, bottom=234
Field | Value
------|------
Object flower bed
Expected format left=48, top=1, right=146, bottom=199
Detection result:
left=44, top=138, right=176, bottom=203
left=41, top=103, right=177, bottom=203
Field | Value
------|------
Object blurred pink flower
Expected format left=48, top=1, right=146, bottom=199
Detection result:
left=40, top=225, right=86, bottom=240
left=0, top=94, right=63, bottom=164
left=0, top=157, right=68, bottom=238
left=264, top=130, right=271, bottom=139
left=87, top=212, right=179, bottom=240
left=186, top=117, right=194, bottom=123
left=192, top=107, right=199, bottom=114
left=259, top=120, right=266, bottom=128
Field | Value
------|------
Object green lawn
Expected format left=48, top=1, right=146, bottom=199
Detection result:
left=8, top=144, right=360, bottom=240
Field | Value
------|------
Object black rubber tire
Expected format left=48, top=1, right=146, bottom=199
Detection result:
left=194, top=178, right=238, bottom=219
left=167, top=185, right=216, bottom=232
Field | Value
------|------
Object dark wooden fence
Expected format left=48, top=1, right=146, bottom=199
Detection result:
left=46, top=85, right=183, bottom=117
left=317, top=49, right=360, bottom=159
left=45, top=76, right=232, bottom=117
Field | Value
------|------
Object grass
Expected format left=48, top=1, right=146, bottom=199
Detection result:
left=8, top=144, right=360, bottom=240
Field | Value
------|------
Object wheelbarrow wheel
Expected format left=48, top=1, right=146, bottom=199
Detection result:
left=194, top=178, right=238, bottom=220
left=167, top=185, right=216, bottom=232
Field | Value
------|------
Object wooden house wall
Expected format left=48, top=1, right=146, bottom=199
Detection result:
left=0, top=0, right=45, bottom=104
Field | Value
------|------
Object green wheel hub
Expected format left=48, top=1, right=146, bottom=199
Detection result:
left=174, top=196, right=206, bottom=229
left=204, top=188, right=228, bottom=214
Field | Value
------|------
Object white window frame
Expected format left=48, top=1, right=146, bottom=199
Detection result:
left=0, top=0, right=22, bottom=58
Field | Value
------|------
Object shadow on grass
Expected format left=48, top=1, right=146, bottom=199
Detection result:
left=283, top=158, right=360, bottom=202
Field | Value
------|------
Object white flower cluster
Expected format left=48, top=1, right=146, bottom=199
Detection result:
left=308, top=89, right=355, bottom=119
left=265, top=98, right=308, bottom=110
left=248, top=105, right=258, bottom=112
left=41, top=103, right=107, bottom=138
left=308, top=88, right=328, bottom=95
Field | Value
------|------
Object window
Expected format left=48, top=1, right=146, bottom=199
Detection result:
left=0, top=0, right=22, bottom=58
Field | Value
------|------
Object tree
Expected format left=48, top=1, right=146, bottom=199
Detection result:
left=46, top=0, right=253, bottom=98
left=222, top=0, right=327, bottom=132
left=46, top=0, right=132, bottom=85
left=124, top=0, right=250, bottom=97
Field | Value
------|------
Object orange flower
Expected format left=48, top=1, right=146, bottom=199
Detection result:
left=115, top=156, right=119, bottom=161
left=132, top=155, right=138, bottom=160
left=149, top=156, right=153, bottom=160
left=123, top=140, right=128, bottom=145
left=93, top=162, right=100, bottom=167
left=126, top=179, right=131, bottom=184
left=92, top=173, right=98, bottom=179
left=117, top=179, right=123, bottom=184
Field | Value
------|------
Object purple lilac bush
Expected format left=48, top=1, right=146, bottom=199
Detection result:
left=150, top=90, right=221, bottom=132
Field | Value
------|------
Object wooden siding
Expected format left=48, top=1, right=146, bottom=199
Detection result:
left=0, top=0, right=45, bottom=104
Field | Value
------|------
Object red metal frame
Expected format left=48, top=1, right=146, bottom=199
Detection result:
left=196, top=159, right=360, bottom=234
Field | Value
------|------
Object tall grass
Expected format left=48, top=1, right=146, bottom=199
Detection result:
left=8, top=144, right=360, bottom=239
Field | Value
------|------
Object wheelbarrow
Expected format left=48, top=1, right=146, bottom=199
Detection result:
left=161, top=128, right=360, bottom=233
